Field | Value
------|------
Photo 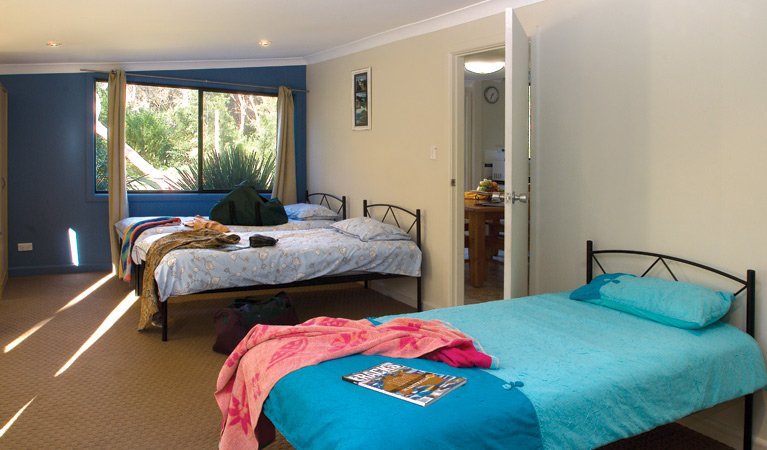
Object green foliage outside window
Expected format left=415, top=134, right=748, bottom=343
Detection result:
left=95, top=81, right=278, bottom=193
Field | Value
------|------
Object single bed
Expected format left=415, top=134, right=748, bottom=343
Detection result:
left=141, top=200, right=423, bottom=341
left=219, top=240, right=767, bottom=450
left=117, top=192, right=347, bottom=273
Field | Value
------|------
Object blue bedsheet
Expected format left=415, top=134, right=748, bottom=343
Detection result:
left=264, top=354, right=543, bottom=450
left=263, top=292, right=767, bottom=449
left=375, top=293, right=767, bottom=449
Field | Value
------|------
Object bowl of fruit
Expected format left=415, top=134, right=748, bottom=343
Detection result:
left=469, top=179, right=504, bottom=201
left=477, top=179, right=503, bottom=193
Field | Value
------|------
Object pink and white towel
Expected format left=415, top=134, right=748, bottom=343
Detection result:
left=215, top=316, right=497, bottom=449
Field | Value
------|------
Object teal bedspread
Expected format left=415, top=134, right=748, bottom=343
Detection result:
left=377, top=292, right=767, bottom=449
left=264, top=292, right=767, bottom=449
left=265, top=354, right=542, bottom=449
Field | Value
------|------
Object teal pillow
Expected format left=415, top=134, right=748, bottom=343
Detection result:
left=569, top=273, right=634, bottom=300
left=571, top=274, right=734, bottom=329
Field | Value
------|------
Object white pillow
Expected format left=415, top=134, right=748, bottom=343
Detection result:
left=284, top=203, right=340, bottom=221
left=330, top=217, right=411, bottom=242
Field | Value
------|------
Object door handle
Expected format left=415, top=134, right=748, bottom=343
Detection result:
left=506, top=191, right=528, bottom=204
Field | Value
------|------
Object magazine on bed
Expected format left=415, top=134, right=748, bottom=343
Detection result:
left=342, top=362, right=467, bottom=407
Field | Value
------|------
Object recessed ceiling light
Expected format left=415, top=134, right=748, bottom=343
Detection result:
left=465, top=61, right=504, bottom=74
left=259, top=40, right=271, bottom=47
left=46, top=41, right=61, bottom=47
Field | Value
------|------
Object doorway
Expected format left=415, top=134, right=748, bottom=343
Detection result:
left=462, top=48, right=506, bottom=305
left=449, top=9, right=533, bottom=308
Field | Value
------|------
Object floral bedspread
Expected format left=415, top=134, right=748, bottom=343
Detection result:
left=116, top=216, right=336, bottom=264
left=137, top=228, right=422, bottom=302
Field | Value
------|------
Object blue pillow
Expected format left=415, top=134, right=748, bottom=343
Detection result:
left=284, top=203, right=340, bottom=221
left=569, top=273, right=634, bottom=300
left=570, top=274, right=734, bottom=329
left=330, top=217, right=411, bottom=242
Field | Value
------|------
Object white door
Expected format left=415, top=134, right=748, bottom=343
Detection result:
left=503, top=10, right=531, bottom=299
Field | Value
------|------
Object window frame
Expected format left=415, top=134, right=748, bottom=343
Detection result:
left=93, top=78, right=278, bottom=195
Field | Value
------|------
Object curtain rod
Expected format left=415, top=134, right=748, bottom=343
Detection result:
left=79, top=68, right=309, bottom=93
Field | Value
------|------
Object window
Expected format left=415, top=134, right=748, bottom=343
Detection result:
left=95, top=81, right=278, bottom=193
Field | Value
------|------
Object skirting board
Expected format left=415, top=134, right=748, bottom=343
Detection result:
left=9, top=263, right=112, bottom=277
left=678, top=414, right=767, bottom=450
left=367, top=279, right=433, bottom=311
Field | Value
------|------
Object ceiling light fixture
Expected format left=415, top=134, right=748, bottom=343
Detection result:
left=259, top=40, right=271, bottom=47
left=46, top=41, right=61, bottom=47
left=464, top=61, right=504, bottom=74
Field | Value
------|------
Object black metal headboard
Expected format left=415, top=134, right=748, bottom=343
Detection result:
left=586, top=240, right=755, bottom=337
left=305, top=191, right=347, bottom=220
left=586, top=240, right=758, bottom=450
left=363, top=200, right=421, bottom=249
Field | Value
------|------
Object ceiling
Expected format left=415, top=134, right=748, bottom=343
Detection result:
left=0, top=0, right=534, bottom=75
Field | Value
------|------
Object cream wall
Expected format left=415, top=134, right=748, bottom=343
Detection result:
left=307, top=0, right=766, bottom=445
left=467, top=79, right=506, bottom=190
left=479, top=80, right=506, bottom=155
left=306, top=15, right=506, bottom=309
left=517, top=0, right=767, bottom=446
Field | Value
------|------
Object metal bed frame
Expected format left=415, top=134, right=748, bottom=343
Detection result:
left=152, top=199, right=422, bottom=341
left=586, top=240, right=757, bottom=450
left=132, top=192, right=346, bottom=296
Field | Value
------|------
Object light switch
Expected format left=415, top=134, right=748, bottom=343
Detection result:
left=430, top=146, right=437, bottom=160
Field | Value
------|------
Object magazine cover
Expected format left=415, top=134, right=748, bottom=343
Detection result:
left=342, top=361, right=467, bottom=407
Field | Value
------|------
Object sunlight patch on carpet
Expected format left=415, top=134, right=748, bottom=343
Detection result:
left=4, top=271, right=116, bottom=354
left=55, top=292, right=138, bottom=377
left=4, top=318, right=54, bottom=353
left=0, top=396, right=36, bottom=438
left=57, top=271, right=115, bottom=312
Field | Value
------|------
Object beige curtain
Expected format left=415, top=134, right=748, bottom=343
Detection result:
left=272, top=86, right=296, bottom=204
left=107, top=70, right=129, bottom=274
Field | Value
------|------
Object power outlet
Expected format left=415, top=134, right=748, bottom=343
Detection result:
left=17, top=243, right=33, bottom=252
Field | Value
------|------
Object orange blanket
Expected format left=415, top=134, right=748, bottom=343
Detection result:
left=183, top=215, right=230, bottom=232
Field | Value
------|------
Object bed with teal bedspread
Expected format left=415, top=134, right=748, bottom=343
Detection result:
left=261, top=244, right=767, bottom=450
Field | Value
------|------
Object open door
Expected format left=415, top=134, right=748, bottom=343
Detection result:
left=503, top=9, right=531, bottom=299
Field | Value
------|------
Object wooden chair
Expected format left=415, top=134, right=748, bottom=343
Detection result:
left=485, top=220, right=504, bottom=265
left=464, top=219, right=504, bottom=265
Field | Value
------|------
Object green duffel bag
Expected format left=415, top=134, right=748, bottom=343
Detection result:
left=209, top=185, right=288, bottom=226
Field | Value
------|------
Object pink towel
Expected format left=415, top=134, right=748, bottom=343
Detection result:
left=215, top=317, right=495, bottom=449
left=424, top=342, right=499, bottom=369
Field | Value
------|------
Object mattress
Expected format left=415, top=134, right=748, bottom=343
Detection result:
left=115, top=216, right=336, bottom=264
left=263, top=292, right=767, bottom=450
left=145, top=228, right=422, bottom=302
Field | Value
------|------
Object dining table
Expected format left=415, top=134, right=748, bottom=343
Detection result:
left=464, top=198, right=504, bottom=288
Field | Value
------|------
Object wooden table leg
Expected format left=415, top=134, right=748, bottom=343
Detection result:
left=468, top=213, right=487, bottom=288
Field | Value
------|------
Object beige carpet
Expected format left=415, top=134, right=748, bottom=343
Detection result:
left=0, top=272, right=413, bottom=449
left=0, top=272, right=733, bottom=449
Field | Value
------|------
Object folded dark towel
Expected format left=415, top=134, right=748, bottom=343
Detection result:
left=249, top=234, right=278, bottom=248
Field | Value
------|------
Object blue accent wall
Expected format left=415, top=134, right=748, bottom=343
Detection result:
left=0, top=65, right=306, bottom=277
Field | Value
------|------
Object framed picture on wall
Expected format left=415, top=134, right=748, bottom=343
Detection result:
left=352, top=67, right=371, bottom=130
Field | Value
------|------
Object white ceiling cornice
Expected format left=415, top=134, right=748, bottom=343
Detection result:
left=0, top=0, right=543, bottom=75
left=305, top=0, right=542, bottom=64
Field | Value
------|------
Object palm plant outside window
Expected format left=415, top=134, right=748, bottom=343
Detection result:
left=94, top=81, right=277, bottom=193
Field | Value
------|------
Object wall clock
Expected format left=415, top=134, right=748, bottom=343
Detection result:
left=484, top=86, right=500, bottom=104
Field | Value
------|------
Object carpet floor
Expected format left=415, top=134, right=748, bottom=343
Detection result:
left=0, top=272, right=733, bottom=449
